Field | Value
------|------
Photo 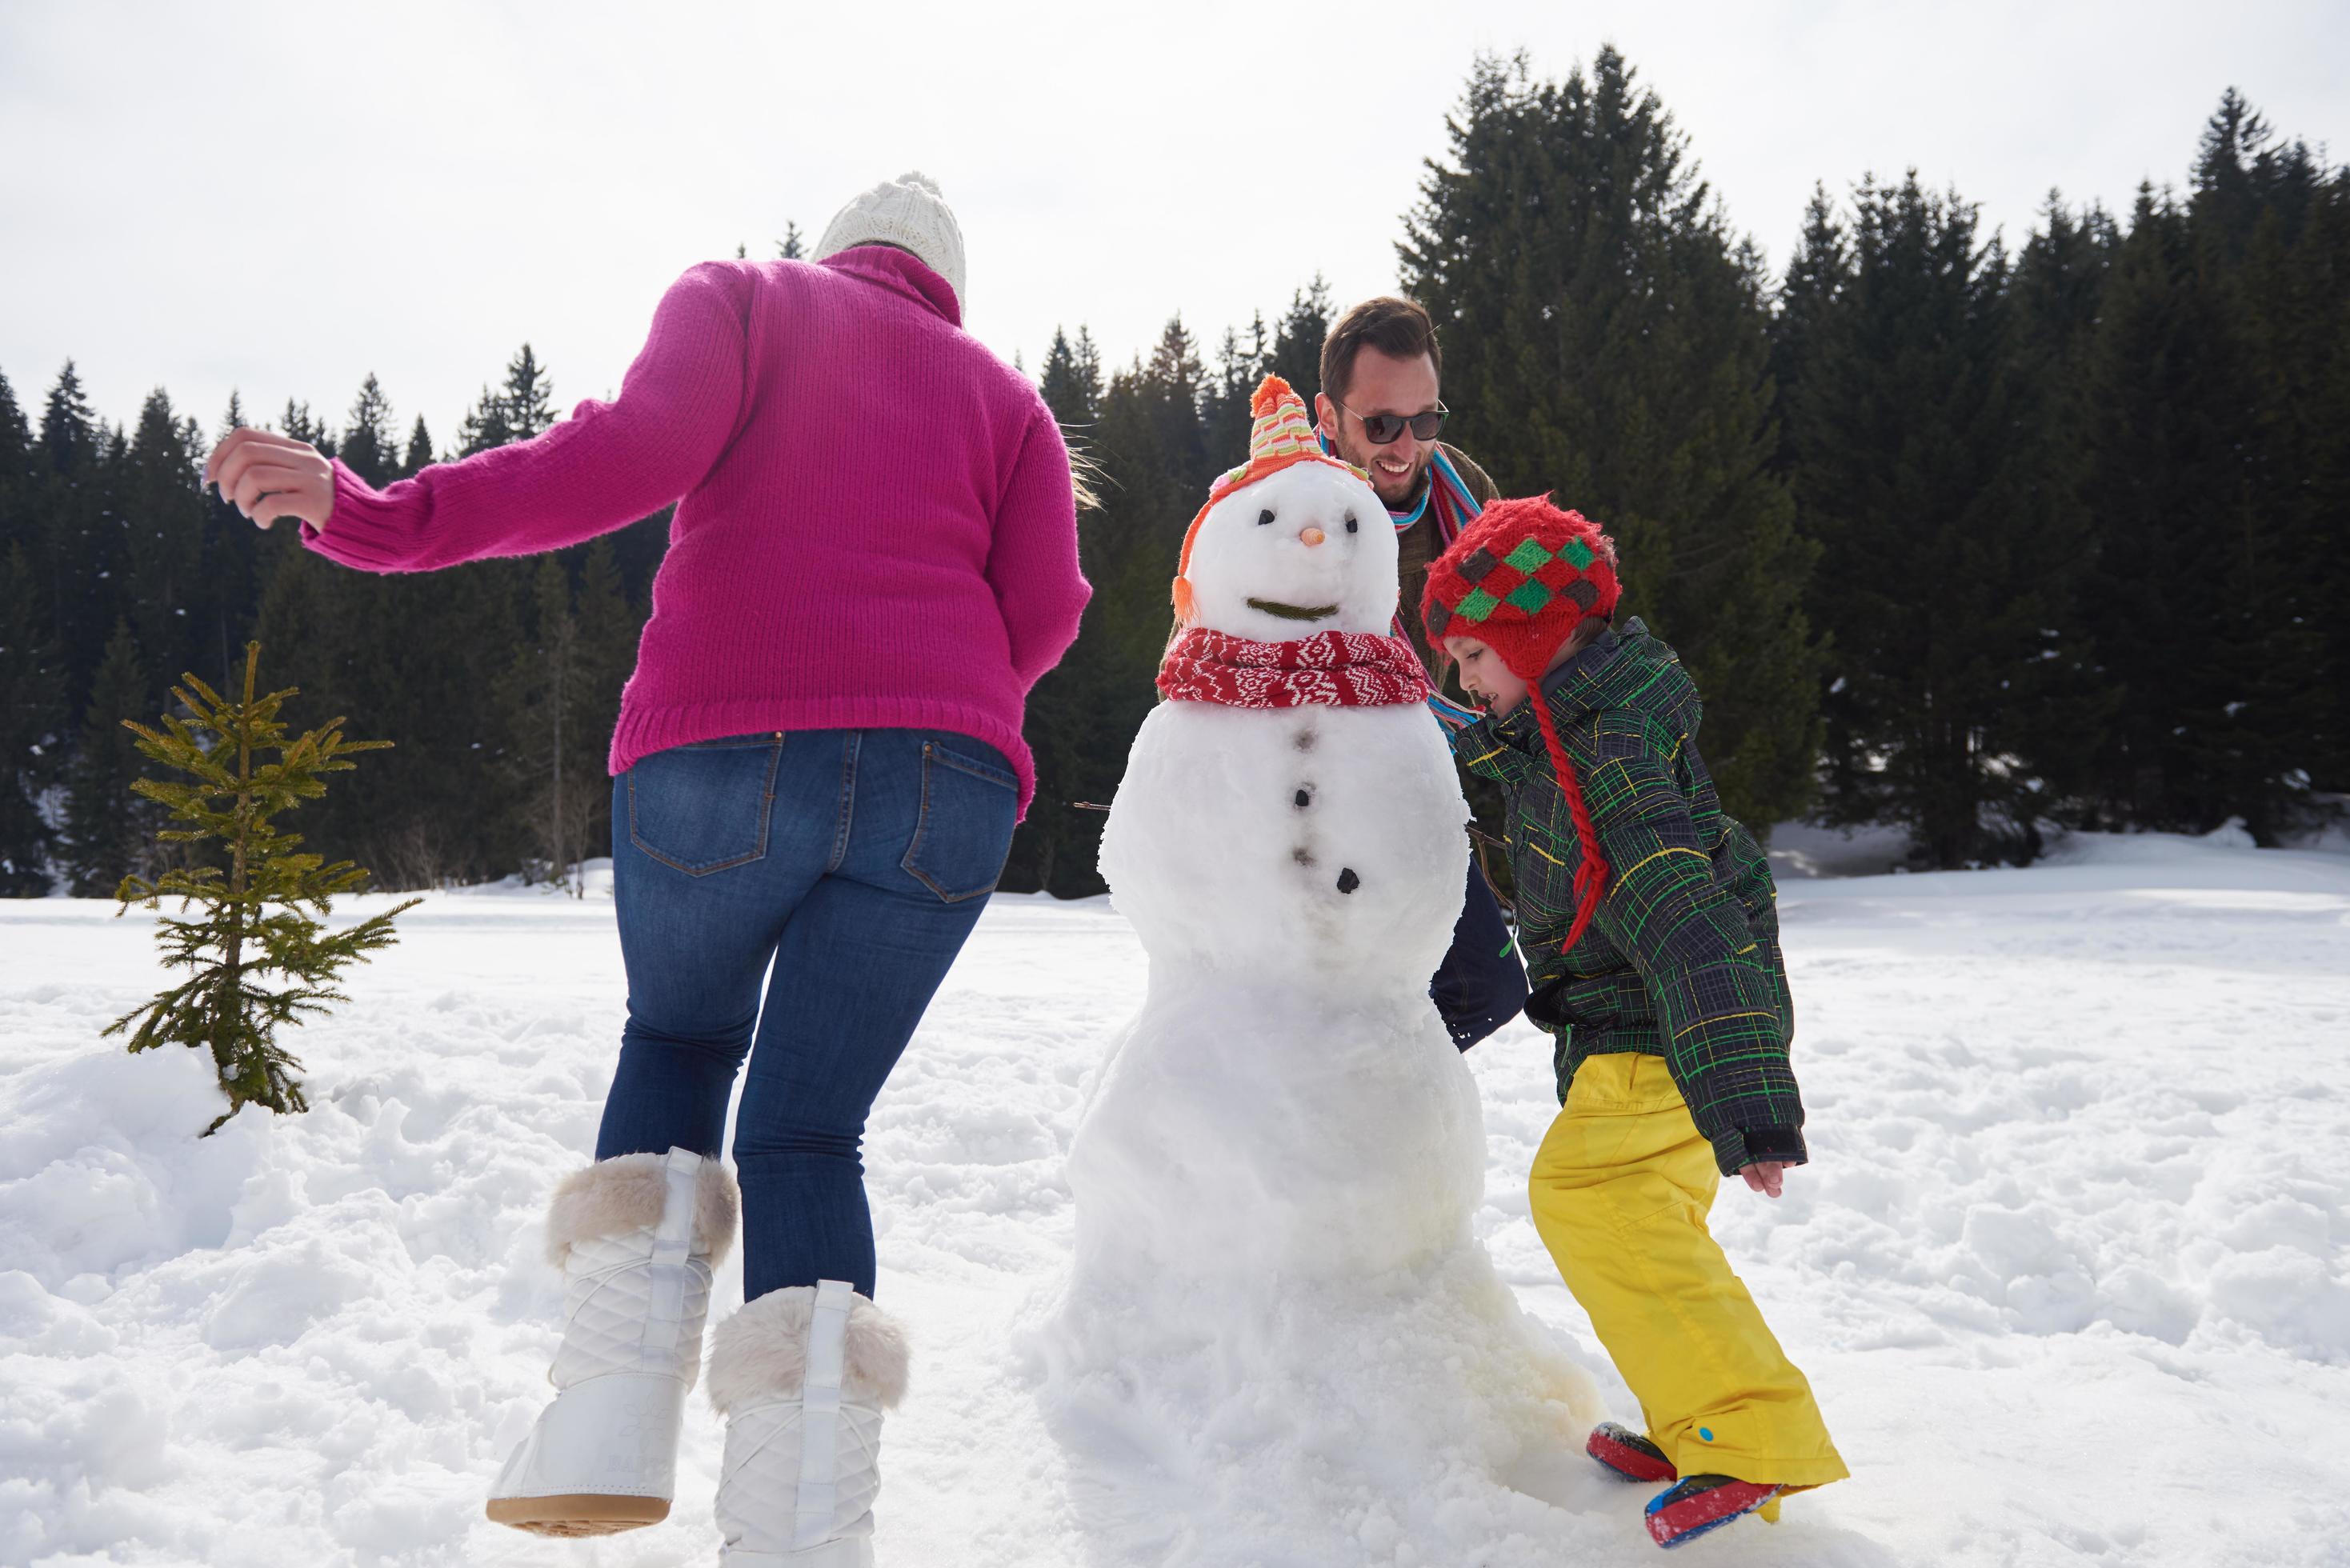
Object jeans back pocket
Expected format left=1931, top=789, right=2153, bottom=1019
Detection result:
left=902, top=738, right=1018, bottom=903
left=627, top=734, right=783, bottom=875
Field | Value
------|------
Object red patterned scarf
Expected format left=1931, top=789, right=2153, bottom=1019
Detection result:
left=1158, top=628, right=1432, bottom=709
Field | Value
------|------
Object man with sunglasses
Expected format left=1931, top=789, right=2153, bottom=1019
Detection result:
left=1313, top=296, right=1528, bottom=1051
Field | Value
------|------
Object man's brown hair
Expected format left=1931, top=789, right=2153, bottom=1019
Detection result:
left=1320, top=297, right=1441, bottom=406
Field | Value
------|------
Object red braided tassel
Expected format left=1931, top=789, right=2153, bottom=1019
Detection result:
left=1531, top=693, right=1609, bottom=952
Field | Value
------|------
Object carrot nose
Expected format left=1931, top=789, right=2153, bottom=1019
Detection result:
left=1299, top=526, right=1327, bottom=547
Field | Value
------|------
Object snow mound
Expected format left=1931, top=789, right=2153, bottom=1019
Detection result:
left=2, top=832, right=2348, bottom=1563
left=1026, top=1253, right=1605, bottom=1567
left=1034, top=982, right=1604, bottom=1565
left=1768, top=819, right=1916, bottom=880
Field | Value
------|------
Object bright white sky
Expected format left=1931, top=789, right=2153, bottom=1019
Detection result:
left=4, top=0, right=2344, bottom=450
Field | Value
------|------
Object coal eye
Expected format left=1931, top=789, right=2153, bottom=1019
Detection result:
left=1257, top=509, right=1275, bottom=526
left=1344, top=511, right=1359, bottom=534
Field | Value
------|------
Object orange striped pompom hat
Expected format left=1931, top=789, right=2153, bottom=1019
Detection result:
left=1171, top=375, right=1368, bottom=626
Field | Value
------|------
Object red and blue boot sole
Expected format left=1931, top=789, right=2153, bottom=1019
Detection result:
left=1643, top=1475, right=1784, bottom=1549
left=1586, top=1422, right=1677, bottom=1485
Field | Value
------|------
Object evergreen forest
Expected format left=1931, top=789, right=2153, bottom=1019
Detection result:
left=3, top=51, right=2344, bottom=899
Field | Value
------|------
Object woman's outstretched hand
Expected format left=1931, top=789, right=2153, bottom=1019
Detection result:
left=203, top=429, right=335, bottom=531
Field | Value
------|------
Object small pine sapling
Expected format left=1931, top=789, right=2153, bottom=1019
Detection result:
left=106, top=642, right=422, bottom=1134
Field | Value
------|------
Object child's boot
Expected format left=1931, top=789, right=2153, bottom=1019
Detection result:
left=1643, top=1474, right=1783, bottom=1549
left=1587, top=1421, right=1677, bottom=1483
left=486, top=1147, right=737, bottom=1535
left=707, top=1278, right=909, bottom=1565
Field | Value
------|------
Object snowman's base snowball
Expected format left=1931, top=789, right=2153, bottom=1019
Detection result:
left=1043, top=970, right=1607, bottom=1562
left=1027, top=1246, right=1606, bottom=1566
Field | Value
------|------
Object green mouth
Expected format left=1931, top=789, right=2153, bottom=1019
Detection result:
left=1247, top=598, right=1339, bottom=622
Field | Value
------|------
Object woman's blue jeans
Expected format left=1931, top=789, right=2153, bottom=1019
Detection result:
left=595, top=728, right=1018, bottom=1302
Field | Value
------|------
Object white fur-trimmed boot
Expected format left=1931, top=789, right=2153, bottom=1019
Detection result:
left=707, top=1279, right=910, bottom=1566
left=486, top=1146, right=738, bottom=1536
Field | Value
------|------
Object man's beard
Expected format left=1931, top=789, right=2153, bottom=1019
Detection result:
left=1339, top=439, right=1432, bottom=510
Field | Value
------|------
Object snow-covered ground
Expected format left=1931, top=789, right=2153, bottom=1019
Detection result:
left=3, top=828, right=2348, bottom=1566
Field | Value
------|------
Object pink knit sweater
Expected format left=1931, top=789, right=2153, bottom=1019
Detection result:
left=302, top=247, right=1087, bottom=815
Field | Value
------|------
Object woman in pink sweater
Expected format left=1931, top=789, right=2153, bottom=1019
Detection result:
left=207, top=174, right=1086, bottom=1558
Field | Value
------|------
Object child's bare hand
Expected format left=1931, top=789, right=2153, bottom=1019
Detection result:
left=1739, top=1161, right=1788, bottom=1199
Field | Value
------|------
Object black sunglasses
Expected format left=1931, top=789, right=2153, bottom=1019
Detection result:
left=1335, top=400, right=1449, bottom=445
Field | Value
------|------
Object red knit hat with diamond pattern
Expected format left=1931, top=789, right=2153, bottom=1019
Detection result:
left=1422, top=495, right=1621, bottom=951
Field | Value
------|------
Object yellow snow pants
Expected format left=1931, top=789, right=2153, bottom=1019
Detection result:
left=1529, top=1051, right=1848, bottom=1494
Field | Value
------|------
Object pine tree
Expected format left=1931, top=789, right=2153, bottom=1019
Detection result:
left=570, top=538, right=639, bottom=858
left=2002, top=195, right=2121, bottom=822
left=338, top=374, right=398, bottom=486
left=1040, top=326, right=1104, bottom=428
left=1769, top=189, right=1845, bottom=474
left=499, top=538, right=644, bottom=886
left=999, top=316, right=1219, bottom=894
left=122, top=390, right=206, bottom=703
left=779, top=222, right=805, bottom=259
left=247, top=397, right=362, bottom=752
left=0, top=366, right=33, bottom=580
left=1075, top=329, right=1103, bottom=410
left=65, top=619, right=157, bottom=894
left=2190, top=90, right=2309, bottom=265
left=1206, top=313, right=1271, bottom=458
left=453, top=347, right=558, bottom=455
left=0, top=543, right=62, bottom=894
left=2076, top=188, right=2259, bottom=834
left=105, top=642, right=419, bottom=1134
left=400, top=415, right=434, bottom=478
left=0, top=367, right=28, bottom=484
left=182, top=394, right=263, bottom=694
left=1267, top=276, right=1333, bottom=406
left=254, top=353, right=546, bottom=886
left=1003, top=325, right=1119, bottom=893
left=1141, top=318, right=1210, bottom=470
left=2064, top=94, right=2350, bottom=842
left=455, top=382, right=515, bottom=457
left=1780, top=175, right=2089, bottom=865
left=2289, top=162, right=2350, bottom=801
left=39, top=361, right=101, bottom=475
left=498, top=557, right=599, bottom=889
left=277, top=398, right=334, bottom=450
left=2206, top=106, right=2347, bottom=826
left=1402, top=49, right=1824, bottom=832
left=32, top=362, right=119, bottom=690
left=500, top=346, right=558, bottom=442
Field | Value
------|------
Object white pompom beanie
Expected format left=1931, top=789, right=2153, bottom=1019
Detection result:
left=813, top=171, right=967, bottom=309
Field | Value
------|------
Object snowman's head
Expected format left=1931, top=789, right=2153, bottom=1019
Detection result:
left=1171, top=375, right=1399, bottom=642
left=1181, top=462, right=1398, bottom=641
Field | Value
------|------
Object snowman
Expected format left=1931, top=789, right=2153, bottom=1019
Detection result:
left=1036, top=379, right=1600, bottom=1562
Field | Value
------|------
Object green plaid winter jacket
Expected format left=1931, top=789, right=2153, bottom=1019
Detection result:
left=1455, top=619, right=1807, bottom=1176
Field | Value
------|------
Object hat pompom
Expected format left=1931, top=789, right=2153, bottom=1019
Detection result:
left=814, top=172, right=967, bottom=310
left=1251, top=375, right=1292, bottom=419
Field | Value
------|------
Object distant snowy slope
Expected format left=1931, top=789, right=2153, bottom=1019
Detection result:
left=2, top=830, right=2345, bottom=1566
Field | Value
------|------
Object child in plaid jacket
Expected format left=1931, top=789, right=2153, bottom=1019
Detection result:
left=1424, top=496, right=1847, bottom=1550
